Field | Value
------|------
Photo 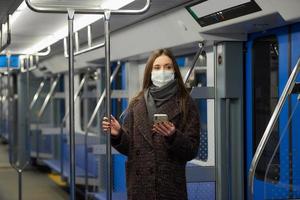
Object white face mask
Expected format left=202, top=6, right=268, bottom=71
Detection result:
left=151, top=70, right=175, bottom=87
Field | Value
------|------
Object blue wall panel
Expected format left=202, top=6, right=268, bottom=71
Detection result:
left=246, top=26, right=290, bottom=199
left=291, top=22, right=300, bottom=198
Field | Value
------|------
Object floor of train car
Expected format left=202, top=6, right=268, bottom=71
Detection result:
left=0, top=139, right=71, bottom=200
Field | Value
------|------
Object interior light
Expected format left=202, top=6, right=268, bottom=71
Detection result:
left=10, top=1, right=27, bottom=26
left=24, top=14, right=102, bottom=54
left=21, top=0, right=136, bottom=54
left=100, top=0, right=135, bottom=9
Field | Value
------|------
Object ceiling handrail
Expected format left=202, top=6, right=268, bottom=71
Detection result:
left=1, top=46, right=51, bottom=56
left=25, top=0, right=151, bottom=14
left=66, top=25, right=105, bottom=57
left=248, top=57, right=300, bottom=200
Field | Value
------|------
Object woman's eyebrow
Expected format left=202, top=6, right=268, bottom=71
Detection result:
left=153, top=63, right=172, bottom=66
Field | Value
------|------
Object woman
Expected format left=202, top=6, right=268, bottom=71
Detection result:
left=102, top=49, right=200, bottom=200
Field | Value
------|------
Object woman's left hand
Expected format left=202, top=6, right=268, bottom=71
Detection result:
left=152, top=121, right=176, bottom=137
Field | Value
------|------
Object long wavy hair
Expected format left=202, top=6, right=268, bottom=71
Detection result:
left=130, top=48, right=189, bottom=122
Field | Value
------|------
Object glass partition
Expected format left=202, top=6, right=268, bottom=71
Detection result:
left=263, top=91, right=300, bottom=199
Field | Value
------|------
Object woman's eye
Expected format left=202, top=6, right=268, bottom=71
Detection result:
left=153, top=66, right=160, bottom=70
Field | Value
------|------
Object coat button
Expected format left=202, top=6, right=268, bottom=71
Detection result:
left=136, top=150, right=140, bottom=156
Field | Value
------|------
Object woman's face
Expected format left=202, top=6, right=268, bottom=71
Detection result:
left=152, top=55, right=174, bottom=72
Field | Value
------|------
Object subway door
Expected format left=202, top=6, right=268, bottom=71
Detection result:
left=245, top=26, right=291, bottom=199
left=291, top=22, right=300, bottom=199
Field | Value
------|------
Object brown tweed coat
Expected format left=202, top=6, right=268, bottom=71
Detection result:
left=111, top=94, right=200, bottom=200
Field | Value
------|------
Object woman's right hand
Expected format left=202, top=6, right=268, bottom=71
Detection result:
left=102, top=115, right=121, bottom=136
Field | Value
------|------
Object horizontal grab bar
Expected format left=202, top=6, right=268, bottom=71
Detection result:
left=64, top=37, right=105, bottom=57
left=25, top=0, right=151, bottom=14
left=2, top=46, right=51, bottom=57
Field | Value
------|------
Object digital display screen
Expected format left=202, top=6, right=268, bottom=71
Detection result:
left=187, top=0, right=250, bottom=19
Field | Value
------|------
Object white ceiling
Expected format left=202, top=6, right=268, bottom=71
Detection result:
left=4, top=0, right=199, bottom=55
left=2, top=0, right=300, bottom=72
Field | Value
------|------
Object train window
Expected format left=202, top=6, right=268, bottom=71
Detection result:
left=252, top=35, right=280, bottom=182
left=185, top=51, right=207, bottom=88
left=80, top=71, right=100, bottom=133
left=184, top=51, right=208, bottom=161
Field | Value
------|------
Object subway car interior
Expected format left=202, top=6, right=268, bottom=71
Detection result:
left=0, top=0, right=300, bottom=199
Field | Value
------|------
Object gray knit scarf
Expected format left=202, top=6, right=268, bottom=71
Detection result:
left=144, top=79, right=178, bottom=122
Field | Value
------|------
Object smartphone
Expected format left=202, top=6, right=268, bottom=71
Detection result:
left=153, top=114, right=169, bottom=124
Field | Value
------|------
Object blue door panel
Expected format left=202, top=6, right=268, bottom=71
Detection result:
left=291, top=22, right=300, bottom=198
left=246, top=26, right=290, bottom=199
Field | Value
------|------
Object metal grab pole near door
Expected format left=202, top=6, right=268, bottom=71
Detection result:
left=248, top=57, right=300, bottom=200
left=6, top=53, right=27, bottom=200
left=84, top=62, right=121, bottom=200
left=24, top=1, right=151, bottom=200
left=67, top=9, right=76, bottom=200
left=104, top=10, right=112, bottom=200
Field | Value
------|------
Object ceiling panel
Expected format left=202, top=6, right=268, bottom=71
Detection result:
left=0, top=0, right=23, bottom=24
left=41, top=0, right=199, bottom=58
left=5, top=0, right=199, bottom=56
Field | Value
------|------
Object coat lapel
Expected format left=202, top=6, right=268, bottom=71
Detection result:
left=133, top=95, right=181, bottom=148
left=133, top=97, right=154, bottom=148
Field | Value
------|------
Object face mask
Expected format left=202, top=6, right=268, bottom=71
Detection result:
left=151, top=70, right=175, bottom=87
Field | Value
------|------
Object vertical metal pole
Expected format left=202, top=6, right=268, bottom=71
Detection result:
left=18, top=169, right=22, bottom=200
left=7, top=54, right=12, bottom=165
left=67, top=9, right=76, bottom=200
left=26, top=58, right=30, bottom=161
left=84, top=116, right=88, bottom=199
left=60, top=123, right=64, bottom=180
left=104, top=10, right=112, bottom=200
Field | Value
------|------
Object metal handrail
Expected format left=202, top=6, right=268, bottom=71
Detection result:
left=248, top=57, right=300, bottom=200
left=64, top=24, right=105, bottom=57
left=37, top=75, right=61, bottom=118
left=34, top=46, right=51, bottom=56
left=24, top=2, right=151, bottom=199
left=184, top=42, right=204, bottom=84
left=85, top=62, right=121, bottom=131
left=25, top=0, right=151, bottom=14
left=20, top=47, right=51, bottom=73
left=61, top=73, right=88, bottom=124
left=84, top=61, right=121, bottom=198
left=4, top=46, right=51, bottom=57
left=29, top=78, right=46, bottom=110
left=59, top=72, right=89, bottom=181
left=63, top=37, right=105, bottom=57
